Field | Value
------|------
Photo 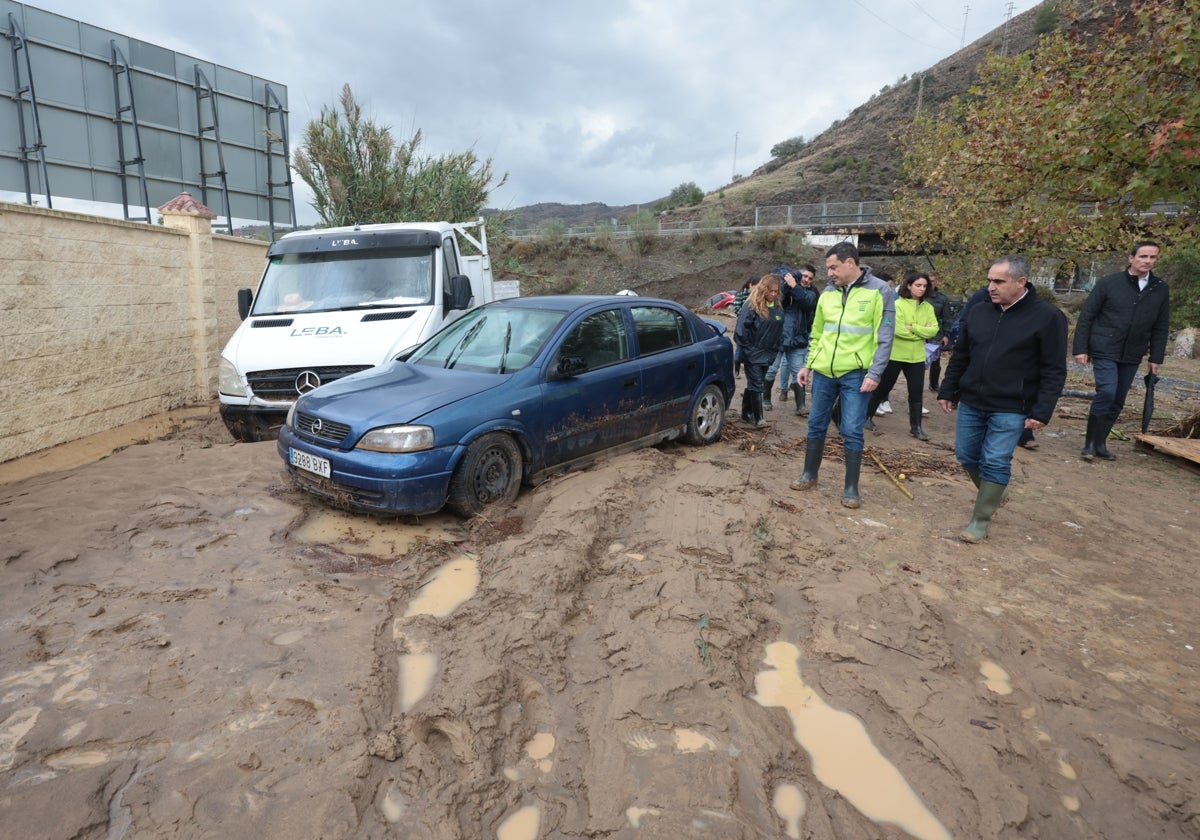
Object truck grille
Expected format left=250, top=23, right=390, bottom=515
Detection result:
left=294, top=412, right=352, bottom=445
left=246, top=365, right=372, bottom=399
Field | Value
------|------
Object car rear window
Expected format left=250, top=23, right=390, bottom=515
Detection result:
left=632, top=306, right=690, bottom=355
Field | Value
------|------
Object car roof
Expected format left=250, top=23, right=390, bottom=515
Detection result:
left=488, top=295, right=682, bottom=313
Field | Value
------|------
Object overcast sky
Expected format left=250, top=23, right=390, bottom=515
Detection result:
left=22, top=0, right=1043, bottom=225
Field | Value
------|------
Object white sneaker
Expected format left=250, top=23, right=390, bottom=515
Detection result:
left=921, top=407, right=930, bottom=415
left=880, top=401, right=893, bottom=415
left=875, top=405, right=886, bottom=416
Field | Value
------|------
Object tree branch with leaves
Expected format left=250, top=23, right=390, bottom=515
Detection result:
left=895, top=0, right=1199, bottom=271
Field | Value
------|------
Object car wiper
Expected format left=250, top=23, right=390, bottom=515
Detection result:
left=498, top=322, right=513, bottom=373
left=445, top=316, right=486, bottom=369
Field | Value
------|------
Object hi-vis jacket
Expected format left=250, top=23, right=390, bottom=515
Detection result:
left=805, top=268, right=896, bottom=380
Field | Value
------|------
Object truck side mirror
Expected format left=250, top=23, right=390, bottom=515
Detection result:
left=237, top=288, right=253, bottom=320
left=446, top=274, right=474, bottom=311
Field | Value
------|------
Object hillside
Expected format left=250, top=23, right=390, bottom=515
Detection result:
left=495, top=4, right=1048, bottom=230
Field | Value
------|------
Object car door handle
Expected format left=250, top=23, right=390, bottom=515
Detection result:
left=624, top=377, right=637, bottom=389
left=687, top=360, right=697, bottom=370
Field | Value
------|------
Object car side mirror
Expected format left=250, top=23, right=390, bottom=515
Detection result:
left=237, top=288, right=253, bottom=320
left=446, top=274, right=474, bottom=311
left=554, top=356, right=588, bottom=378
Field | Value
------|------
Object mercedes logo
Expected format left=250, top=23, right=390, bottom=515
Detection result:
left=295, top=370, right=322, bottom=394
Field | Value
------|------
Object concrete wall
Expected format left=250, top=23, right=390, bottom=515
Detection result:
left=0, top=201, right=267, bottom=463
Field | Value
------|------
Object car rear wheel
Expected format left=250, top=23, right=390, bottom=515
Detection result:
left=685, top=383, right=726, bottom=445
left=447, top=433, right=523, bottom=517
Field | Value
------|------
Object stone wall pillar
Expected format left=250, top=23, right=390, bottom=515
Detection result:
left=159, top=193, right=219, bottom=402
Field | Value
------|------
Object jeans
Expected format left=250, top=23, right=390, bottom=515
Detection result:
left=807, top=369, right=869, bottom=452
left=768, top=346, right=809, bottom=391
left=1090, top=358, right=1140, bottom=418
left=954, top=401, right=1026, bottom=485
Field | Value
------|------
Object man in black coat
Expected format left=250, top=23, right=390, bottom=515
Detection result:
left=938, top=254, right=1068, bottom=543
left=1072, top=241, right=1171, bottom=461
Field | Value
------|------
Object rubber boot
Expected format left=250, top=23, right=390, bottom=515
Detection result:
left=1081, top=414, right=1100, bottom=461
left=966, top=469, right=981, bottom=488
left=763, top=380, right=775, bottom=411
left=751, top=392, right=767, bottom=427
left=793, top=384, right=806, bottom=416
left=740, top=392, right=754, bottom=425
left=960, top=481, right=1007, bottom=543
left=910, top=424, right=929, bottom=441
left=1093, top=415, right=1117, bottom=460
left=842, top=449, right=863, bottom=509
left=790, top=440, right=825, bottom=490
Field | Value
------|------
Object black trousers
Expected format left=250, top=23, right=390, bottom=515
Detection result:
left=869, top=360, right=926, bottom=426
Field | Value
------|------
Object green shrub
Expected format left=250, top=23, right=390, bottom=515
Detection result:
left=1160, top=245, right=1200, bottom=329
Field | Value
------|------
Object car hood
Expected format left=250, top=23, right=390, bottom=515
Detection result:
left=298, top=362, right=506, bottom=427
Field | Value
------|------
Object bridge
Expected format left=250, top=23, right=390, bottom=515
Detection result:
left=510, top=201, right=903, bottom=254
left=509, top=199, right=1187, bottom=258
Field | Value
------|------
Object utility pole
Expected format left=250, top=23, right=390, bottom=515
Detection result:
left=731, top=132, right=739, bottom=181
left=915, top=72, right=926, bottom=115
left=960, top=4, right=970, bottom=48
left=1001, top=1, right=1015, bottom=57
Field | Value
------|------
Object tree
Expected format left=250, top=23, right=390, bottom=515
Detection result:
left=770, top=136, right=806, bottom=159
left=895, top=0, right=1199, bottom=269
left=293, top=84, right=506, bottom=227
left=655, top=181, right=705, bottom=212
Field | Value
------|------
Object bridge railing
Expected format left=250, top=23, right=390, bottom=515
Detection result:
left=507, top=199, right=1185, bottom=240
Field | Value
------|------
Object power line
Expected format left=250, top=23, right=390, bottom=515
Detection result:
left=908, top=0, right=960, bottom=36
left=849, top=0, right=942, bottom=50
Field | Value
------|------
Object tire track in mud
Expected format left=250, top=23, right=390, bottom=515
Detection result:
left=0, top=441, right=386, bottom=839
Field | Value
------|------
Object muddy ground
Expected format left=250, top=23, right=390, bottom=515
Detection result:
left=2, top=353, right=1199, bottom=839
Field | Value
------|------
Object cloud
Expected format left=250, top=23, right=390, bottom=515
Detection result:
left=18, top=0, right=1042, bottom=224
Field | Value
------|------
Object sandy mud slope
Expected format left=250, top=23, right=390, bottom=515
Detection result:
left=1, top=373, right=1198, bottom=838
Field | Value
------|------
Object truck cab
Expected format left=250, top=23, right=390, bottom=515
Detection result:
left=218, top=219, right=494, bottom=442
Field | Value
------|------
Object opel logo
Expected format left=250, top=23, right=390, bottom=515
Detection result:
left=311, top=418, right=323, bottom=435
left=295, top=370, right=322, bottom=394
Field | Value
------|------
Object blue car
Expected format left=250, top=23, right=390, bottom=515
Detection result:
left=278, top=295, right=735, bottom=517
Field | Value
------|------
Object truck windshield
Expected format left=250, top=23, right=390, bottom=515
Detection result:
left=251, top=247, right=434, bottom=315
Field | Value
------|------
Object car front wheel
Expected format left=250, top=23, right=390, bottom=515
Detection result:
left=685, top=383, right=726, bottom=445
left=447, top=433, right=523, bottom=517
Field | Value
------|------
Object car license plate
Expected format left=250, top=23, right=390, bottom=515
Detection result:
left=290, top=448, right=330, bottom=478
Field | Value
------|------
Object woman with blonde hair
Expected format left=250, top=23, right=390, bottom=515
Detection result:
left=733, top=274, right=784, bottom=426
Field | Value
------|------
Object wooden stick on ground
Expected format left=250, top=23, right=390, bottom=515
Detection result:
left=869, top=450, right=914, bottom=500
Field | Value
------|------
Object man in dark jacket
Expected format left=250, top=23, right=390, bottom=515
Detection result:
left=938, top=255, right=1067, bottom=543
left=765, top=263, right=818, bottom=414
left=1072, top=241, right=1170, bottom=461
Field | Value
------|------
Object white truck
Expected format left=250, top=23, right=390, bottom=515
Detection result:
left=218, top=218, right=498, bottom=442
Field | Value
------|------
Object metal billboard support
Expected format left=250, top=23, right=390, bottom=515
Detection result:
left=193, top=65, right=233, bottom=233
left=5, top=12, right=52, bottom=208
left=264, top=83, right=296, bottom=241
left=109, top=41, right=152, bottom=223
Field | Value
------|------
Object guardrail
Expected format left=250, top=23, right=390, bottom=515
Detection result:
left=508, top=200, right=1186, bottom=240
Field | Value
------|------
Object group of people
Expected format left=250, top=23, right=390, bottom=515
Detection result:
left=732, top=240, right=1171, bottom=543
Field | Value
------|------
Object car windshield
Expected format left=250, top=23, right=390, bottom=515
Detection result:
left=251, top=247, right=434, bottom=315
left=408, top=305, right=567, bottom=373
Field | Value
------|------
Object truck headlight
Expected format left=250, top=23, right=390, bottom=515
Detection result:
left=356, top=425, right=434, bottom=453
left=219, top=356, right=247, bottom=397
